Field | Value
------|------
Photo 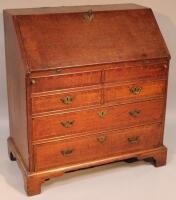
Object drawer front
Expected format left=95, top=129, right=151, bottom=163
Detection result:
left=104, top=80, right=166, bottom=103
left=34, top=123, right=162, bottom=171
left=31, top=70, right=101, bottom=93
left=32, top=88, right=101, bottom=114
left=32, top=99, right=164, bottom=140
left=105, top=64, right=167, bottom=83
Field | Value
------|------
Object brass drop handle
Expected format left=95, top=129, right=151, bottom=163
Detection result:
left=98, top=111, right=107, bottom=118
left=130, top=86, right=142, bottom=95
left=60, top=96, right=74, bottom=105
left=129, top=109, right=141, bottom=117
left=97, top=135, right=107, bottom=144
left=60, top=120, right=75, bottom=128
left=61, top=148, right=74, bottom=156
left=128, top=136, right=139, bottom=144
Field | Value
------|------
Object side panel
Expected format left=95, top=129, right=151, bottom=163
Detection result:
left=4, top=11, right=29, bottom=169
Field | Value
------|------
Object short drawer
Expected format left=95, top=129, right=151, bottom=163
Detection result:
left=32, top=88, right=101, bottom=114
left=105, top=64, right=168, bottom=83
left=30, top=70, right=101, bottom=93
left=104, top=80, right=166, bottom=103
left=34, top=123, right=162, bottom=171
left=32, top=99, right=164, bottom=140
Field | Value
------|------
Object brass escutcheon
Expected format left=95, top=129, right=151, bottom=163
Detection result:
left=83, top=9, right=94, bottom=22
left=97, top=135, right=107, bottom=144
left=98, top=111, right=107, bottom=118
left=60, top=96, right=74, bottom=105
left=60, top=120, right=75, bottom=128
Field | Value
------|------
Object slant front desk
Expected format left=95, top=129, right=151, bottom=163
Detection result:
left=4, top=4, right=170, bottom=195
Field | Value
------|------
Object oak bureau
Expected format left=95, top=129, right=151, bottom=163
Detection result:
left=4, top=4, right=170, bottom=196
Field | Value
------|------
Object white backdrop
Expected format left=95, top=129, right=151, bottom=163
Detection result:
left=0, top=1, right=176, bottom=199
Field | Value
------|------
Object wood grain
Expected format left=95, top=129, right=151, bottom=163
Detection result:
left=32, top=99, right=164, bottom=140
left=105, top=64, right=168, bottom=83
left=104, top=80, right=166, bottom=103
left=4, top=4, right=170, bottom=196
left=7, top=136, right=167, bottom=196
left=34, top=123, right=163, bottom=171
left=4, top=10, right=29, bottom=169
left=31, top=70, right=102, bottom=93
left=32, top=87, right=101, bottom=114
left=15, top=8, right=170, bottom=71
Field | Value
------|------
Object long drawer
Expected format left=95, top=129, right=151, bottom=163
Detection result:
left=34, top=123, right=163, bottom=171
left=32, top=99, right=165, bottom=140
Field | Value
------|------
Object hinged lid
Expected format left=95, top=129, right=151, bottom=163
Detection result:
left=6, top=4, right=170, bottom=72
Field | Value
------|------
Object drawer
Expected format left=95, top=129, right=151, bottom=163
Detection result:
left=32, top=99, right=164, bottom=140
left=32, top=88, right=101, bottom=114
left=30, top=70, right=101, bottom=93
left=104, top=80, right=166, bottom=103
left=105, top=64, right=168, bottom=83
left=34, top=123, right=163, bottom=171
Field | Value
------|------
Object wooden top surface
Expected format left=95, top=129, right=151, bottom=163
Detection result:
left=4, top=4, right=170, bottom=71
left=4, top=4, right=146, bottom=15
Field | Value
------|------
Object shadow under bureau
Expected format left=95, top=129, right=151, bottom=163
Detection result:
left=4, top=4, right=170, bottom=196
